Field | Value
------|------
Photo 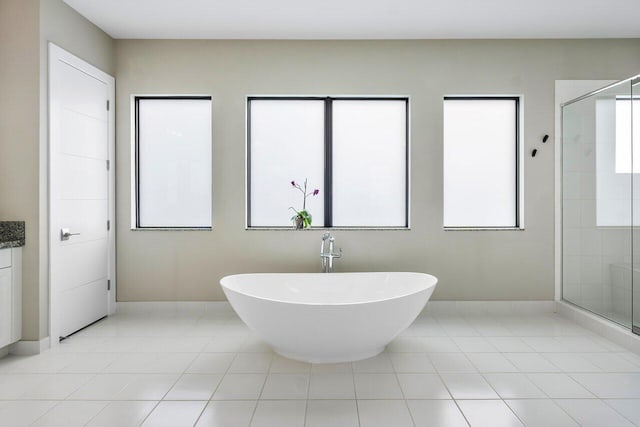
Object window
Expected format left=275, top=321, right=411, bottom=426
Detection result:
left=247, top=97, right=408, bottom=228
left=443, top=97, right=521, bottom=229
left=133, top=96, right=212, bottom=229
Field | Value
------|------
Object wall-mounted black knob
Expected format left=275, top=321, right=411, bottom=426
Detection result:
left=531, top=149, right=538, bottom=157
left=542, top=134, right=549, bottom=143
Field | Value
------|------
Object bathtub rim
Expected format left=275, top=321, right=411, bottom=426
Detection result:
left=220, top=271, right=438, bottom=307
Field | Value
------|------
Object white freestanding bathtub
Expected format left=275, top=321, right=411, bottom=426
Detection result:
left=220, top=272, right=437, bottom=363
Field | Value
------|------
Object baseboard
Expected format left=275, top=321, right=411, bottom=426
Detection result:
left=9, top=337, right=51, bottom=356
left=423, top=300, right=556, bottom=315
left=116, top=301, right=236, bottom=315
left=115, top=300, right=556, bottom=316
left=556, top=300, right=640, bottom=354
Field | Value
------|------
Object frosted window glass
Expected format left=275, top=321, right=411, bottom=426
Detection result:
left=249, top=100, right=325, bottom=227
left=332, top=100, right=407, bottom=227
left=615, top=98, right=638, bottom=173
left=443, top=98, right=517, bottom=228
left=138, top=98, right=212, bottom=227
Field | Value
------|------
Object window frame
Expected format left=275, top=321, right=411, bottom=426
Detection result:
left=246, top=95, right=410, bottom=230
left=442, top=95, right=523, bottom=231
left=132, top=95, right=214, bottom=231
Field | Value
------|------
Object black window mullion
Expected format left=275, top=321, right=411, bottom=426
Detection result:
left=324, top=98, right=333, bottom=228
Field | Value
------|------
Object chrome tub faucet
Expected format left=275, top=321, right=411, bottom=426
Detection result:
left=320, top=232, right=342, bottom=273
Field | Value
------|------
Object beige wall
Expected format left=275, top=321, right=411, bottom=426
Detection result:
left=0, top=0, right=113, bottom=341
left=114, top=39, right=640, bottom=302
left=0, top=0, right=41, bottom=340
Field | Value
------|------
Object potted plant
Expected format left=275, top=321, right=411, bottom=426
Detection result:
left=289, top=179, right=319, bottom=229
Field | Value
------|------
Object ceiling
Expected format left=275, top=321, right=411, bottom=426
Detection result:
left=63, top=0, right=640, bottom=39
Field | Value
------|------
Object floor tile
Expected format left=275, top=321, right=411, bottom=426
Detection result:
left=250, top=400, right=306, bottom=427
left=311, top=362, right=352, bottom=373
left=229, top=353, right=273, bottom=373
left=457, top=400, right=523, bottom=427
left=308, top=372, right=355, bottom=399
left=540, top=353, right=601, bottom=372
left=486, top=337, right=534, bottom=353
left=429, top=353, right=476, bottom=373
left=352, top=353, right=394, bottom=373
left=505, top=399, right=578, bottom=427
left=20, top=373, right=94, bottom=399
left=604, top=399, right=640, bottom=425
left=0, top=374, right=50, bottom=399
left=396, top=373, right=451, bottom=399
left=142, top=400, right=207, bottom=427
left=106, top=353, right=196, bottom=374
left=527, top=373, right=594, bottom=398
left=196, top=400, right=256, bottom=426
left=357, top=400, right=414, bottom=427
left=483, top=373, right=546, bottom=398
left=440, top=373, right=499, bottom=399
left=31, top=401, right=108, bottom=427
left=555, top=399, right=634, bottom=427
left=466, top=353, right=518, bottom=373
left=261, top=373, right=309, bottom=399
left=115, top=374, right=179, bottom=400
left=305, top=400, right=358, bottom=427
left=240, top=336, right=273, bottom=353
left=212, top=374, right=266, bottom=400
left=59, top=353, right=119, bottom=373
left=0, top=400, right=59, bottom=426
left=581, top=353, right=640, bottom=372
left=354, top=373, right=403, bottom=399
left=522, top=337, right=569, bottom=352
left=387, top=337, right=431, bottom=352
left=187, top=353, right=236, bottom=374
left=202, top=336, right=246, bottom=353
left=453, top=337, right=497, bottom=352
left=389, top=353, right=436, bottom=373
left=165, top=374, right=222, bottom=400
left=87, top=401, right=158, bottom=427
left=269, top=355, right=311, bottom=373
left=570, top=373, right=640, bottom=398
left=407, top=399, right=468, bottom=427
left=504, top=353, right=562, bottom=372
left=424, top=337, right=462, bottom=352
left=68, top=373, right=135, bottom=400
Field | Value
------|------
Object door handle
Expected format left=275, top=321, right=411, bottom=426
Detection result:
left=60, top=228, right=81, bottom=241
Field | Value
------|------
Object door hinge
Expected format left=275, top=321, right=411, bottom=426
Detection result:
left=106, top=100, right=110, bottom=111
left=106, top=160, right=110, bottom=171
left=107, top=220, right=110, bottom=231
left=107, top=279, right=111, bottom=291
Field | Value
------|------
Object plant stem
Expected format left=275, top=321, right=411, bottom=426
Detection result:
left=303, top=178, right=307, bottom=210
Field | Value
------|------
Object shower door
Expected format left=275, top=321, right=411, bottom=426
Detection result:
left=562, top=80, right=634, bottom=328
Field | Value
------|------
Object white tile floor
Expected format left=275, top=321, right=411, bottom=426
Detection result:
left=2, top=308, right=640, bottom=426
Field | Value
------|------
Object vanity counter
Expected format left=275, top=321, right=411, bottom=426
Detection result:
left=0, top=221, right=25, bottom=249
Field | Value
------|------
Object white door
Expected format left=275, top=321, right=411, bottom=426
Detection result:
left=49, top=44, right=115, bottom=341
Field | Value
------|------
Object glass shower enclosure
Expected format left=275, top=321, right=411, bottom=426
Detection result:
left=562, top=75, right=639, bottom=332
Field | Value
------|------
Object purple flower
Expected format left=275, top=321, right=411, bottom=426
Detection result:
left=313, top=189, right=320, bottom=196
left=291, top=180, right=296, bottom=187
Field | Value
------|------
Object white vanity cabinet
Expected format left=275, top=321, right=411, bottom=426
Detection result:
left=0, top=247, right=21, bottom=349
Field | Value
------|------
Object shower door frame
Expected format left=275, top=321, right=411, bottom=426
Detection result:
left=557, top=75, right=640, bottom=334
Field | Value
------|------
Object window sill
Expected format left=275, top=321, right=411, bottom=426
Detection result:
left=444, top=227, right=525, bottom=231
left=246, top=227, right=410, bottom=231
left=130, top=227, right=213, bottom=231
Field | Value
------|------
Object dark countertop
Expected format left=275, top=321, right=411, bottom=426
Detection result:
left=0, top=221, right=25, bottom=249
